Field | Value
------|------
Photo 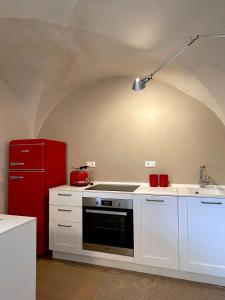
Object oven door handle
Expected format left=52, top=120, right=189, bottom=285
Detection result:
left=85, top=209, right=127, bottom=216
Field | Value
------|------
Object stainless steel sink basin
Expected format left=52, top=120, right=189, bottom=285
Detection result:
left=187, top=187, right=225, bottom=196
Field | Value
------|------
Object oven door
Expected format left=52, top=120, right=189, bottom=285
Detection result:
left=83, top=206, right=134, bottom=256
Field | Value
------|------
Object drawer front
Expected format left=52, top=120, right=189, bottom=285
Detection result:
left=179, top=197, right=225, bottom=207
left=49, top=220, right=82, bottom=255
left=49, top=205, right=82, bottom=222
left=140, top=195, right=177, bottom=205
left=49, top=190, right=82, bottom=206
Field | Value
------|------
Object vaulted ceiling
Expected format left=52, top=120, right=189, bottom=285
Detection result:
left=0, top=0, right=225, bottom=136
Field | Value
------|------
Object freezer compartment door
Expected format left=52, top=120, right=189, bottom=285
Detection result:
left=8, top=171, right=48, bottom=255
left=9, top=143, right=45, bottom=170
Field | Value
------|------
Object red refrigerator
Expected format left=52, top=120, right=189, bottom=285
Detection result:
left=8, top=139, right=66, bottom=255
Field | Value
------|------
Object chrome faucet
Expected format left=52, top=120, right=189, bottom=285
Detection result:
left=199, top=165, right=210, bottom=187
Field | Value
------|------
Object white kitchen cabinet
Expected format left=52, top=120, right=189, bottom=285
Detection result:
left=134, top=195, right=179, bottom=269
left=0, top=215, right=36, bottom=300
left=179, top=197, right=225, bottom=277
left=49, top=189, right=83, bottom=255
left=49, top=205, right=82, bottom=222
left=49, top=221, right=82, bottom=254
left=49, top=190, right=82, bottom=206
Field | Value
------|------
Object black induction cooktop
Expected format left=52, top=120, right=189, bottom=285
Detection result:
left=85, top=184, right=140, bottom=192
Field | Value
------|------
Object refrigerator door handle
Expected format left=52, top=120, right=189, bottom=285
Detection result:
left=9, top=176, right=24, bottom=180
left=10, top=162, right=25, bottom=166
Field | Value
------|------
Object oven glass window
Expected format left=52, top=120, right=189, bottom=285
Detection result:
left=83, top=207, right=133, bottom=249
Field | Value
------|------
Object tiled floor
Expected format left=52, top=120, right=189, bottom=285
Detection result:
left=37, top=258, right=225, bottom=300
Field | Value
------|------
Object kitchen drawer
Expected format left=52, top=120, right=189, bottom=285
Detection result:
left=49, top=190, right=82, bottom=206
left=49, top=205, right=82, bottom=222
left=49, top=220, right=82, bottom=255
left=140, top=195, right=173, bottom=206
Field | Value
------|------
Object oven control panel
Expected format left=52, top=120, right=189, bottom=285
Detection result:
left=83, top=197, right=133, bottom=209
left=96, top=199, right=113, bottom=206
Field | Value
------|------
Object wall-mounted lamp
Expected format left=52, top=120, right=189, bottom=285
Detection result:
left=132, top=33, right=225, bottom=91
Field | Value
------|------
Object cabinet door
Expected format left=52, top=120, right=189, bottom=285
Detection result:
left=179, top=197, right=225, bottom=277
left=134, top=195, right=179, bottom=269
left=49, top=221, right=82, bottom=255
left=8, top=171, right=47, bottom=255
left=9, top=143, right=45, bottom=170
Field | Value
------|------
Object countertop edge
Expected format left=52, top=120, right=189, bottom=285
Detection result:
left=0, top=215, right=36, bottom=235
left=49, top=182, right=225, bottom=199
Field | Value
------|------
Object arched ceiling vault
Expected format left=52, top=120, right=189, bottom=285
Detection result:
left=0, top=0, right=224, bottom=136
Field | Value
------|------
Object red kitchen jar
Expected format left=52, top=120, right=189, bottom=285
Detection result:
left=149, top=174, right=159, bottom=187
left=159, top=174, right=169, bottom=187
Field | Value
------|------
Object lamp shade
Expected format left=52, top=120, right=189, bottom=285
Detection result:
left=132, top=78, right=146, bottom=91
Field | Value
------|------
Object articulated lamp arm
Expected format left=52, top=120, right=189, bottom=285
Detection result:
left=132, top=33, right=225, bottom=91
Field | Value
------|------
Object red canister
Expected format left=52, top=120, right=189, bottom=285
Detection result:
left=159, top=174, right=169, bottom=187
left=149, top=174, right=158, bottom=187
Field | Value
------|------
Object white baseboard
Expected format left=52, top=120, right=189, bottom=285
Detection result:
left=53, top=251, right=225, bottom=287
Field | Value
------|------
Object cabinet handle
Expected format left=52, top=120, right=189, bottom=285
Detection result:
left=201, top=201, right=222, bottom=205
left=145, top=199, right=164, bottom=203
left=58, top=224, right=72, bottom=228
left=10, top=162, right=25, bottom=166
left=57, top=209, right=72, bottom=212
left=57, top=193, right=72, bottom=197
left=86, top=209, right=127, bottom=216
left=10, top=176, right=24, bottom=180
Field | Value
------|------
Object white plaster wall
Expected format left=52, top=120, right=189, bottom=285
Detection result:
left=0, top=0, right=224, bottom=209
left=39, top=78, right=225, bottom=184
left=0, top=79, right=29, bottom=213
left=0, top=0, right=224, bottom=137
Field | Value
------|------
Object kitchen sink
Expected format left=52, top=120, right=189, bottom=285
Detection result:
left=187, top=187, right=225, bottom=196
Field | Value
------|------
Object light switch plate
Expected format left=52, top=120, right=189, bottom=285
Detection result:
left=145, top=161, right=156, bottom=168
left=87, top=161, right=96, bottom=168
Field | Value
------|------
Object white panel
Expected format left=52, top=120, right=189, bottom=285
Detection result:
left=179, top=197, right=225, bottom=277
left=83, top=250, right=135, bottom=262
left=134, top=195, right=179, bottom=269
left=0, top=220, right=36, bottom=300
left=49, top=220, right=82, bottom=255
left=49, top=205, right=82, bottom=222
left=49, top=190, right=82, bottom=206
left=82, top=191, right=133, bottom=199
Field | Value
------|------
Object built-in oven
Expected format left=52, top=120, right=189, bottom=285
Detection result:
left=82, top=197, right=134, bottom=256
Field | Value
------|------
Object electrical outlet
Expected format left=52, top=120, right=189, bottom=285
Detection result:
left=87, top=161, right=96, bottom=168
left=145, top=161, right=156, bottom=168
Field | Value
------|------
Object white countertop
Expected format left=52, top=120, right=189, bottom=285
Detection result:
left=0, top=214, right=35, bottom=235
left=50, top=182, right=225, bottom=198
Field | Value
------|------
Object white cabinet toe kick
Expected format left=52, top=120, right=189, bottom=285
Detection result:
left=49, top=188, right=225, bottom=286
